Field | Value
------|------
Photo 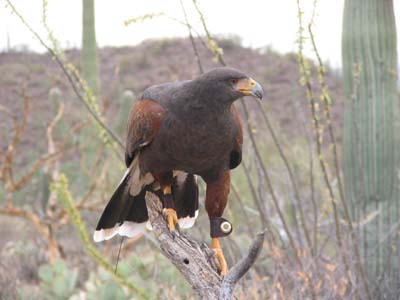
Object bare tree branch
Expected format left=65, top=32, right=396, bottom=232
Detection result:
left=219, top=232, right=265, bottom=300
left=145, top=191, right=265, bottom=300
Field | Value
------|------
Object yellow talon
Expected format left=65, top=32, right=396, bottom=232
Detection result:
left=211, top=238, right=228, bottom=276
left=162, top=208, right=178, bottom=232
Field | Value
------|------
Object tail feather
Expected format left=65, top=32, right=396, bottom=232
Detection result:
left=94, top=170, right=131, bottom=232
left=125, top=186, right=154, bottom=223
left=173, top=172, right=199, bottom=229
left=93, top=164, right=199, bottom=242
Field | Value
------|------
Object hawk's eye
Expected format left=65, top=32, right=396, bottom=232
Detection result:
left=230, top=78, right=239, bottom=85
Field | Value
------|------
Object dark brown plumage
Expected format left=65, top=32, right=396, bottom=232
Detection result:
left=94, top=67, right=263, bottom=275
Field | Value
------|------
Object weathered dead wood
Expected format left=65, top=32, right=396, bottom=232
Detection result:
left=145, top=191, right=265, bottom=300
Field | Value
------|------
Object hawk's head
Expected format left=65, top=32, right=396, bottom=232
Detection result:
left=195, top=67, right=264, bottom=103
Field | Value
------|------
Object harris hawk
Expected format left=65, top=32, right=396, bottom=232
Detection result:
left=93, top=67, right=263, bottom=275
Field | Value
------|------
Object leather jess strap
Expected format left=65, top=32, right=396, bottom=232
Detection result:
left=210, top=217, right=233, bottom=238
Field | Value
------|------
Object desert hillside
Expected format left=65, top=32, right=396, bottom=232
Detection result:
left=0, top=37, right=344, bottom=152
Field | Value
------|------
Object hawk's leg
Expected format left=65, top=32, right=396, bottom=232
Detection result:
left=153, top=172, right=178, bottom=233
left=205, top=171, right=232, bottom=276
left=162, top=186, right=178, bottom=233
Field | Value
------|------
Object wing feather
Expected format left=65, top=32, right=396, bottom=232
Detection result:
left=229, top=105, right=243, bottom=169
left=125, top=99, right=165, bottom=167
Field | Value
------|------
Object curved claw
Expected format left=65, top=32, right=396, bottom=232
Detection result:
left=211, top=238, right=228, bottom=276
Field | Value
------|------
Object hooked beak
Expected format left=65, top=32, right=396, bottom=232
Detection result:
left=250, top=79, right=264, bottom=100
left=235, top=78, right=264, bottom=100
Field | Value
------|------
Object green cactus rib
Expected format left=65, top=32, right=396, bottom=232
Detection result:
left=342, top=0, right=399, bottom=293
left=82, top=0, right=99, bottom=94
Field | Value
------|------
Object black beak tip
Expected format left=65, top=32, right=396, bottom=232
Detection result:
left=254, top=90, right=263, bottom=100
left=251, top=82, right=264, bottom=100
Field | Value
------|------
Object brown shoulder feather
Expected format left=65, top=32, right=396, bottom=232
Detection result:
left=125, top=99, right=165, bottom=167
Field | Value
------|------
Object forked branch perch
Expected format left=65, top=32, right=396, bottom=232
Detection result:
left=145, top=192, right=265, bottom=300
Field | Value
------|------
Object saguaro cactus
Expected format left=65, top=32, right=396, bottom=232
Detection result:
left=342, top=0, right=399, bottom=296
left=82, top=0, right=99, bottom=94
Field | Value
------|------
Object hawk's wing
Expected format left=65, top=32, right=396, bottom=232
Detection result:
left=229, top=104, right=243, bottom=169
left=125, top=99, right=165, bottom=167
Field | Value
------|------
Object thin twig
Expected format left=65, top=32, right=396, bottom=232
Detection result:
left=290, top=94, right=318, bottom=255
left=192, top=0, right=226, bottom=66
left=296, top=1, right=369, bottom=299
left=179, top=0, right=204, bottom=74
left=241, top=162, right=268, bottom=229
left=308, top=18, right=372, bottom=300
left=52, top=175, right=150, bottom=299
left=257, top=101, right=313, bottom=257
left=239, top=101, right=301, bottom=264
left=6, top=0, right=124, bottom=151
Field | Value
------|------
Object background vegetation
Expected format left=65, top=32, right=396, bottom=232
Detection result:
left=0, top=0, right=398, bottom=299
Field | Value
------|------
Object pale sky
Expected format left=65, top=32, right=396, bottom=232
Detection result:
left=1, top=0, right=400, bottom=68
